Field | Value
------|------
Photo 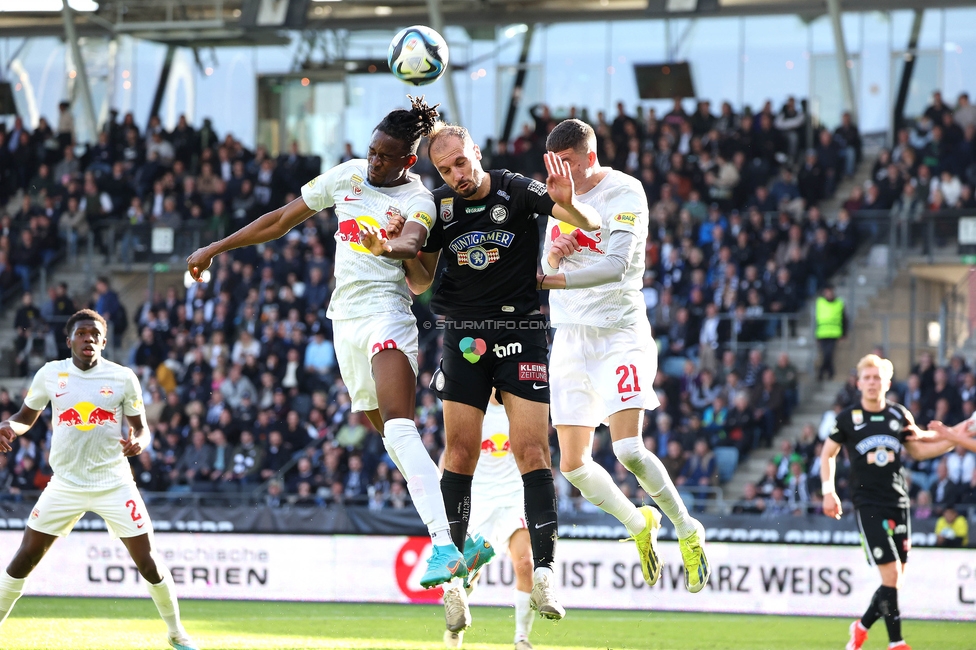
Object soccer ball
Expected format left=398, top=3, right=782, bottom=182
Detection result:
left=388, top=25, right=449, bottom=86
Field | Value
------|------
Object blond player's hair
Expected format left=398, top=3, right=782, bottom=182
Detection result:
left=856, top=354, right=894, bottom=382
left=427, top=122, right=473, bottom=157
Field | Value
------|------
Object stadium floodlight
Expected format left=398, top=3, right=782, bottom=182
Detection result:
left=0, top=0, right=98, bottom=10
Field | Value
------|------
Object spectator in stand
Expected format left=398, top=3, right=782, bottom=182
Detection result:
left=226, top=430, right=264, bottom=489
left=724, top=392, right=758, bottom=455
left=815, top=285, right=845, bottom=382
left=678, top=439, right=718, bottom=511
left=958, top=467, right=976, bottom=505
left=946, top=445, right=976, bottom=485
left=171, top=429, right=214, bottom=491
left=931, top=458, right=960, bottom=516
left=733, top=483, right=766, bottom=514
left=661, top=440, right=686, bottom=483
left=753, top=369, right=784, bottom=448
left=935, top=505, right=969, bottom=547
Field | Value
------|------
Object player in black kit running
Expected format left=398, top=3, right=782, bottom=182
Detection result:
left=820, top=354, right=954, bottom=650
left=362, top=122, right=599, bottom=632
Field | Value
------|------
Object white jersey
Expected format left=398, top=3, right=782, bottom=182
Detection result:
left=545, top=169, right=649, bottom=328
left=471, top=403, right=522, bottom=506
left=967, top=410, right=976, bottom=433
left=301, top=160, right=436, bottom=320
left=24, top=358, right=145, bottom=490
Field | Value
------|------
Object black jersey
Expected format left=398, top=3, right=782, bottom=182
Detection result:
left=829, top=401, right=913, bottom=509
left=423, top=170, right=556, bottom=319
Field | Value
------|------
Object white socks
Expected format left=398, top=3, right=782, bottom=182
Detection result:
left=145, top=564, right=184, bottom=637
left=384, top=418, right=453, bottom=547
left=562, top=461, right=645, bottom=537
left=0, top=571, right=25, bottom=628
left=612, top=436, right=696, bottom=539
left=514, top=588, right=533, bottom=643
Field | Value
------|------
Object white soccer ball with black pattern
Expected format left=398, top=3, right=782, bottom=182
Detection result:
left=388, top=25, right=449, bottom=86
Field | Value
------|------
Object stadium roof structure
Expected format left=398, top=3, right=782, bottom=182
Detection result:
left=3, top=0, right=976, bottom=43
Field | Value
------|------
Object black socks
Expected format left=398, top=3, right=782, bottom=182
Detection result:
left=440, top=470, right=472, bottom=553
left=522, top=468, right=558, bottom=570
left=861, top=585, right=901, bottom=643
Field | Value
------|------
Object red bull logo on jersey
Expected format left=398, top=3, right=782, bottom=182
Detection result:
left=481, top=433, right=511, bottom=458
left=550, top=222, right=604, bottom=254
left=56, top=402, right=117, bottom=431
left=336, top=216, right=387, bottom=255
left=99, top=386, right=114, bottom=397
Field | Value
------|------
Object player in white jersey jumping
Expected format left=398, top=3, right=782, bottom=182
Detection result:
left=186, top=96, right=469, bottom=587
left=0, top=310, right=196, bottom=650
left=443, top=393, right=535, bottom=650
left=539, top=119, right=710, bottom=592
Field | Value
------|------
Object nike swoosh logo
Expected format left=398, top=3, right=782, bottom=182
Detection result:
left=55, top=392, right=68, bottom=398
left=343, top=196, right=361, bottom=201
left=534, top=522, right=555, bottom=530
left=854, top=423, right=867, bottom=430
left=532, top=383, right=547, bottom=390
left=621, top=394, right=639, bottom=402
left=443, top=220, right=460, bottom=229
left=136, top=522, right=145, bottom=529
left=448, top=560, right=463, bottom=575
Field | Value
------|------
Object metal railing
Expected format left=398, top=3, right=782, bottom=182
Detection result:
left=845, top=208, right=976, bottom=280
left=658, top=311, right=815, bottom=376
left=113, top=0, right=229, bottom=32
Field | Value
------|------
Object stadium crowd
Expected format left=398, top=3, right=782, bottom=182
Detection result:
left=0, top=91, right=971, bottom=520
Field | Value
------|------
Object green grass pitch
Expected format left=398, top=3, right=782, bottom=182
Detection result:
left=2, top=598, right=974, bottom=649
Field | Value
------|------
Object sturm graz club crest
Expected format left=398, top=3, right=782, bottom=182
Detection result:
left=490, top=205, right=509, bottom=224
left=450, top=230, right=514, bottom=270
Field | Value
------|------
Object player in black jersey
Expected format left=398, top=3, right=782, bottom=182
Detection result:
left=820, top=354, right=954, bottom=650
left=362, top=123, right=599, bottom=632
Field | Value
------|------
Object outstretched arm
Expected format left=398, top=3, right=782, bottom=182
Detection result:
left=404, top=251, right=441, bottom=295
left=545, top=152, right=601, bottom=231
left=360, top=222, right=430, bottom=260
left=187, top=196, right=317, bottom=280
left=903, top=421, right=955, bottom=459
left=923, top=420, right=971, bottom=454
left=0, top=405, right=42, bottom=453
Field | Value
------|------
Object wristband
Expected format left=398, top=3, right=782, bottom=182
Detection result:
left=821, top=478, right=835, bottom=494
left=538, top=274, right=547, bottom=290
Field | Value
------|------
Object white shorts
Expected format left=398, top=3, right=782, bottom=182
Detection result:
left=469, top=499, right=526, bottom=556
left=332, top=311, right=419, bottom=412
left=28, top=479, right=153, bottom=539
left=550, top=321, right=661, bottom=428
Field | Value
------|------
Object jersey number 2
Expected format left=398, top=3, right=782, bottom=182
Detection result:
left=125, top=499, right=143, bottom=522
left=616, top=365, right=641, bottom=393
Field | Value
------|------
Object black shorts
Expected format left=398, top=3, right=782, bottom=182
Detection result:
left=432, top=318, right=550, bottom=411
left=855, top=505, right=911, bottom=566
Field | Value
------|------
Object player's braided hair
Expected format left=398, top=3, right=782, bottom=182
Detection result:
left=65, top=309, right=107, bottom=336
left=376, top=95, right=440, bottom=154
